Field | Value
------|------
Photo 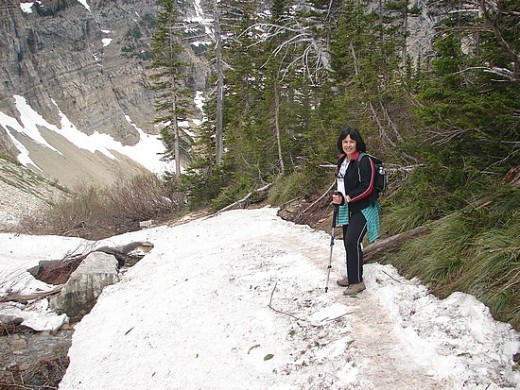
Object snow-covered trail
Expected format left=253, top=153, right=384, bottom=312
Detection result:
left=258, top=225, right=445, bottom=389
left=9, top=207, right=515, bottom=390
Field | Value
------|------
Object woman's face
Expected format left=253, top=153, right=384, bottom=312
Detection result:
left=341, top=135, right=357, bottom=156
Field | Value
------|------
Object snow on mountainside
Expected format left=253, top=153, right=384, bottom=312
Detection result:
left=0, top=94, right=173, bottom=186
left=0, top=0, right=212, bottom=227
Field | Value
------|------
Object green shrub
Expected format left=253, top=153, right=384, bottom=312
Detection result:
left=209, top=176, right=253, bottom=212
left=180, top=161, right=230, bottom=209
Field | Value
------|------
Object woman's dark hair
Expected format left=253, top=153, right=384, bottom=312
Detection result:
left=336, top=127, right=367, bottom=154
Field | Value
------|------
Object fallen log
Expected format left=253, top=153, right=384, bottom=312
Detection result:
left=0, top=285, right=64, bottom=304
left=364, top=226, right=430, bottom=262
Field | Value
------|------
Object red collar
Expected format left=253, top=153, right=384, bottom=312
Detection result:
left=339, top=151, right=360, bottom=161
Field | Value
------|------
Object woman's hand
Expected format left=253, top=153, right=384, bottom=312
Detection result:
left=332, top=192, right=351, bottom=205
left=332, top=192, right=345, bottom=205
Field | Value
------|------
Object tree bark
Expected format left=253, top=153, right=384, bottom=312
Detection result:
left=274, top=83, right=285, bottom=173
left=214, top=0, right=224, bottom=164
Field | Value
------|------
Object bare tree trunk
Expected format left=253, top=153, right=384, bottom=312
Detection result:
left=401, top=4, right=408, bottom=68
left=379, top=100, right=404, bottom=142
left=274, top=83, right=285, bottom=173
left=172, top=88, right=181, bottom=177
left=167, top=18, right=181, bottom=178
left=214, top=0, right=224, bottom=164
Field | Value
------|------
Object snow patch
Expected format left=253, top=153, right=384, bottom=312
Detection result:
left=20, top=1, right=41, bottom=13
left=0, top=95, right=172, bottom=175
left=76, top=0, right=90, bottom=12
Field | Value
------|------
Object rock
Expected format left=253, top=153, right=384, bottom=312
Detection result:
left=139, top=220, right=155, bottom=229
left=50, top=252, right=120, bottom=322
left=28, top=256, right=84, bottom=285
left=0, top=301, right=68, bottom=333
left=0, top=307, right=24, bottom=326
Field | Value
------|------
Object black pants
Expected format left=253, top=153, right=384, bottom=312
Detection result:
left=342, top=211, right=367, bottom=284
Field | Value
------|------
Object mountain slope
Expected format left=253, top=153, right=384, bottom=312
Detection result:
left=0, top=0, right=210, bottom=188
left=0, top=155, right=66, bottom=230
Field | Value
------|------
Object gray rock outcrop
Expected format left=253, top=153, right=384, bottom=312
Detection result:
left=50, top=251, right=119, bottom=322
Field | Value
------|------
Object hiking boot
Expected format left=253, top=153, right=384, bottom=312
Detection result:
left=336, top=277, right=350, bottom=287
left=343, top=281, right=366, bottom=296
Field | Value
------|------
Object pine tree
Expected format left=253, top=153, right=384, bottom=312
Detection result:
left=326, top=0, right=402, bottom=148
left=150, top=0, right=192, bottom=179
left=416, top=0, right=520, bottom=187
left=220, top=3, right=271, bottom=182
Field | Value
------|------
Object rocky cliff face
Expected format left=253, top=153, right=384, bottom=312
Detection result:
left=0, top=0, right=210, bottom=188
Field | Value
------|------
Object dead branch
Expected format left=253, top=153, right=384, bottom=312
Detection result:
left=267, top=282, right=308, bottom=322
left=379, top=100, right=404, bottom=143
left=382, top=270, right=403, bottom=283
left=455, top=66, right=518, bottom=82
left=0, top=285, right=64, bottom=304
left=242, top=18, right=331, bottom=85
left=206, top=183, right=273, bottom=219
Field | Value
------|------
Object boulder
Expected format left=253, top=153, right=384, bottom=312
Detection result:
left=50, top=252, right=120, bottom=322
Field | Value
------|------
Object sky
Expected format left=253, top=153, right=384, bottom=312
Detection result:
left=0, top=208, right=519, bottom=389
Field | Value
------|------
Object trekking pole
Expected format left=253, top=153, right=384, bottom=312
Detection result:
left=325, top=205, right=338, bottom=293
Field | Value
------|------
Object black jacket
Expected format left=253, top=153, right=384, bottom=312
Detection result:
left=337, top=151, right=376, bottom=214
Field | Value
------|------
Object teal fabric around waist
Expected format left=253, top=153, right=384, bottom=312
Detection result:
left=336, top=204, right=349, bottom=226
left=335, top=202, right=381, bottom=243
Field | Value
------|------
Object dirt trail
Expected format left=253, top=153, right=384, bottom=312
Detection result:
left=344, top=289, right=443, bottom=389
left=272, top=228, right=448, bottom=389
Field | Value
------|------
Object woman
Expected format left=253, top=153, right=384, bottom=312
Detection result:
left=332, top=127, right=380, bottom=295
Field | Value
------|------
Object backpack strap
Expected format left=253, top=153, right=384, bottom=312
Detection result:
left=351, top=152, right=376, bottom=202
left=356, top=152, right=373, bottom=181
